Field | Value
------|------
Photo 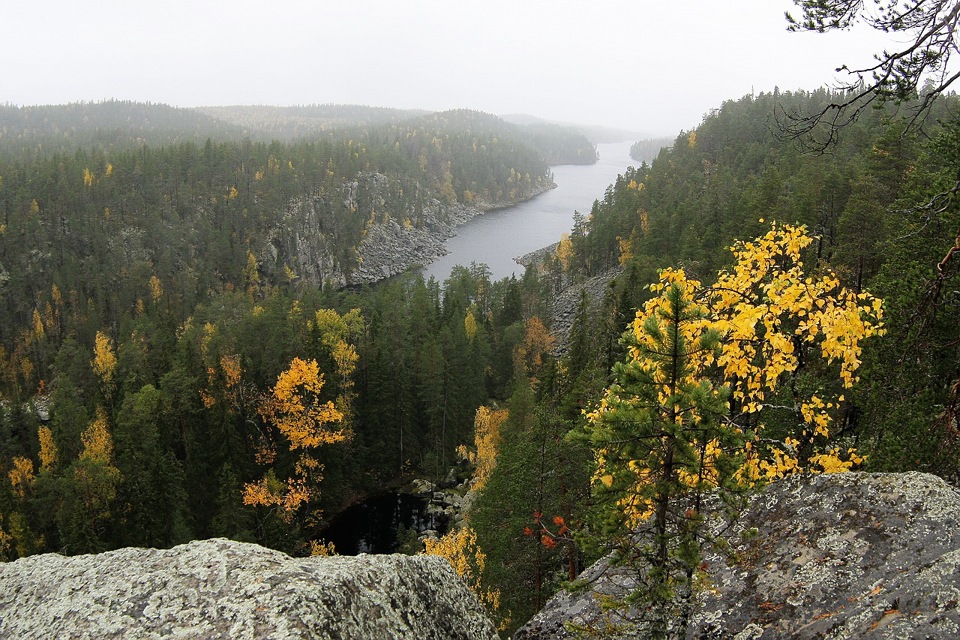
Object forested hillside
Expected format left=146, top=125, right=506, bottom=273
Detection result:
left=0, top=102, right=590, bottom=559
left=0, top=101, right=243, bottom=159
left=2, top=86, right=959, bottom=637
left=562, top=88, right=960, bottom=476
left=466, top=88, right=960, bottom=632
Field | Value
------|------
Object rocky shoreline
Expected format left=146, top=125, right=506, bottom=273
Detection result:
left=262, top=173, right=556, bottom=290
left=352, top=182, right=557, bottom=286
left=514, top=242, right=559, bottom=269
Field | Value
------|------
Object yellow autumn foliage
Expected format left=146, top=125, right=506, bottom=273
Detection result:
left=149, top=275, right=163, bottom=304
left=244, top=357, right=348, bottom=521
left=260, top=357, right=346, bottom=450
left=80, top=407, right=114, bottom=464
left=556, top=233, right=574, bottom=272
left=464, top=308, right=478, bottom=341
left=8, top=457, right=35, bottom=499
left=587, top=223, right=885, bottom=527
left=32, top=309, right=44, bottom=341
left=422, top=526, right=504, bottom=625
left=91, top=331, right=117, bottom=387
left=38, top=426, right=57, bottom=473
left=460, top=405, right=508, bottom=492
left=310, top=539, right=337, bottom=556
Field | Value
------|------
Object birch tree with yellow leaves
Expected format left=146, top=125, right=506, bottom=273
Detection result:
left=243, top=357, right=348, bottom=538
left=581, top=223, right=884, bottom=637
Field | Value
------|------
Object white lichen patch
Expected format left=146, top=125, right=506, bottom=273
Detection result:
left=0, top=539, right=499, bottom=640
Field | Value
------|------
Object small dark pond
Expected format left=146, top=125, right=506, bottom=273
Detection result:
left=320, top=492, right=448, bottom=555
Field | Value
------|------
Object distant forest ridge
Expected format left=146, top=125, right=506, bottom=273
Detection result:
left=0, top=100, right=626, bottom=163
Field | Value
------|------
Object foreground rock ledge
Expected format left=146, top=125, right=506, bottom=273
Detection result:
left=514, top=471, right=960, bottom=639
left=0, top=538, right=498, bottom=639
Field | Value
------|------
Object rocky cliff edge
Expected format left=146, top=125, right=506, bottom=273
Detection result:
left=0, top=538, right=498, bottom=639
left=514, top=472, right=960, bottom=639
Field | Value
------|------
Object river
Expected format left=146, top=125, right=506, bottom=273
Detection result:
left=421, top=141, right=639, bottom=282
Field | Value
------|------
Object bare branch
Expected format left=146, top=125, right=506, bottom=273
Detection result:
left=781, top=0, right=960, bottom=150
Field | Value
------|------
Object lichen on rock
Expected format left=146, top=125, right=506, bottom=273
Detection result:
left=0, top=538, right=498, bottom=639
left=513, top=472, right=960, bottom=639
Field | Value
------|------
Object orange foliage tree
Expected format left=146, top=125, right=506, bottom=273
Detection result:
left=243, top=357, right=348, bottom=524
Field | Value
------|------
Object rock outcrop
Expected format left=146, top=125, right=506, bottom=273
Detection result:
left=351, top=181, right=555, bottom=285
left=514, top=472, right=960, bottom=639
left=548, top=267, right=623, bottom=355
left=352, top=200, right=482, bottom=283
left=0, top=538, right=498, bottom=639
left=267, top=172, right=556, bottom=289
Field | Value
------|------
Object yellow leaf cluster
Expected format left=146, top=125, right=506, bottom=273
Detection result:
left=310, top=539, right=337, bottom=556
left=200, top=322, right=217, bottom=357
left=314, top=309, right=363, bottom=368
left=809, top=448, right=865, bottom=474
left=242, top=476, right=280, bottom=507
left=640, top=209, right=650, bottom=236
left=8, top=457, right=35, bottom=499
left=262, top=357, right=346, bottom=450
left=243, top=455, right=323, bottom=522
left=556, top=233, right=574, bottom=272
left=91, top=331, right=117, bottom=387
left=587, top=223, right=884, bottom=520
left=32, top=309, right=44, bottom=341
left=80, top=407, right=114, bottom=464
left=618, top=235, right=634, bottom=265
left=466, top=406, right=508, bottom=491
left=737, top=438, right=802, bottom=483
left=712, top=223, right=883, bottom=406
left=244, top=351, right=354, bottom=522
left=38, top=426, right=57, bottom=473
left=422, top=526, right=503, bottom=621
left=464, top=309, right=478, bottom=341
left=221, top=354, right=242, bottom=389
left=149, top=275, right=163, bottom=304
left=312, top=308, right=364, bottom=417
left=331, top=341, right=358, bottom=381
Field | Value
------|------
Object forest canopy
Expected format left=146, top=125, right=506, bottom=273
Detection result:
left=1, top=77, right=959, bottom=637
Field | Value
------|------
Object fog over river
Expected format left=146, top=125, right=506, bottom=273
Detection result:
left=421, top=141, right=639, bottom=282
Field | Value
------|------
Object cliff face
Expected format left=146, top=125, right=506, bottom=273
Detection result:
left=514, top=472, right=960, bottom=639
left=266, top=172, right=556, bottom=289
left=0, top=538, right=498, bottom=639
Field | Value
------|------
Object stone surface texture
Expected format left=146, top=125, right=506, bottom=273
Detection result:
left=513, top=472, right=960, bottom=639
left=0, top=538, right=498, bottom=639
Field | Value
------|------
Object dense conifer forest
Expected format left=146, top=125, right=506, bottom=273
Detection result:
left=1, top=87, right=959, bottom=635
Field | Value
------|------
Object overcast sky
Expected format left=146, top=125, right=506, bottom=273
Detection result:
left=3, top=1, right=897, bottom=135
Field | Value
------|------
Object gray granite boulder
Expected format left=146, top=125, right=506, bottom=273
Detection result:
left=0, top=538, right=498, bottom=639
left=514, top=472, right=960, bottom=639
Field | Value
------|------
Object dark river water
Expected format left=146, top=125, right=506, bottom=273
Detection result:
left=321, top=492, right=445, bottom=555
left=421, top=141, right=638, bottom=282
